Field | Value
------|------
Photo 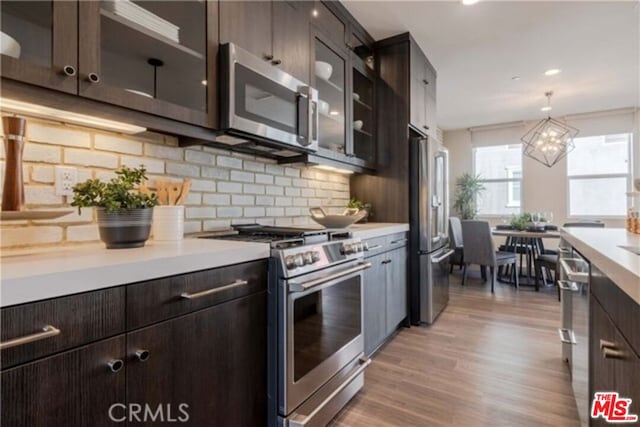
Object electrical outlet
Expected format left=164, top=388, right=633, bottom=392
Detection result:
left=55, top=166, right=78, bottom=196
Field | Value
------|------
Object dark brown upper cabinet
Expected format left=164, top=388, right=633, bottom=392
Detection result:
left=409, top=40, right=437, bottom=139
left=0, top=1, right=78, bottom=94
left=220, top=1, right=312, bottom=84
left=78, top=0, right=217, bottom=128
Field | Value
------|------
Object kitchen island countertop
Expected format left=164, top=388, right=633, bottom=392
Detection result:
left=0, top=239, right=270, bottom=307
left=561, top=227, right=640, bottom=304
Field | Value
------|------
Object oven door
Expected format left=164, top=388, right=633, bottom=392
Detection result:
left=280, top=260, right=370, bottom=415
left=221, top=43, right=318, bottom=151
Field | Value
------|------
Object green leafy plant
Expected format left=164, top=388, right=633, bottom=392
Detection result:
left=510, top=212, right=533, bottom=230
left=452, top=173, right=485, bottom=220
left=347, top=197, right=372, bottom=212
left=71, top=165, right=157, bottom=213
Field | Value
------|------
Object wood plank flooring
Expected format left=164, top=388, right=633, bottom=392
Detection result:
left=331, top=269, right=580, bottom=427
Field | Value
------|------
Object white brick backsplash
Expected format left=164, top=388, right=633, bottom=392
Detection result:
left=232, top=195, right=254, bottom=205
left=230, top=170, right=254, bottom=183
left=218, top=181, right=243, bottom=193
left=67, top=224, right=99, bottom=242
left=121, top=156, right=165, bottom=174
left=185, top=150, right=215, bottom=165
left=243, top=160, right=265, bottom=172
left=185, top=207, right=216, bottom=219
left=1, top=226, right=62, bottom=247
left=217, top=156, right=242, bottom=169
left=31, top=165, right=55, bottom=183
left=25, top=186, right=63, bottom=205
left=243, top=184, right=265, bottom=194
left=203, top=194, right=230, bottom=205
left=94, top=134, right=143, bottom=155
left=217, top=207, right=242, bottom=218
left=1, top=117, right=349, bottom=248
left=65, top=149, right=118, bottom=169
left=24, top=144, right=61, bottom=163
left=166, top=162, right=199, bottom=178
left=201, top=166, right=229, bottom=180
left=256, top=196, right=275, bottom=206
left=28, top=124, right=91, bottom=148
left=265, top=164, right=284, bottom=176
left=144, top=143, right=184, bottom=160
left=255, top=173, right=273, bottom=184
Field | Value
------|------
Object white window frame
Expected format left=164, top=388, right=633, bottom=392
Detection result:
left=506, top=167, right=522, bottom=208
left=472, top=145, right=523, bottom=217
left=566, top=133, right=633, bottom=219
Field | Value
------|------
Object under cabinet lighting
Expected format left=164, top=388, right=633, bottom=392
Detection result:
left=544, top=68, right=561, bottom=76
left=311, top=165, right=353, bottom=175
left=462, top=0, right=480, bottom=5
left=0, top=98, right=147, bottom=134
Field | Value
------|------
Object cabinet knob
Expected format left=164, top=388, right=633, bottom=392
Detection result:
left=107, top=359, right=124, bottom=373
left=87, top=73, right=100, bottom=84
left=62, top=65, right=76, bottom=77
left=423, top=79, right=429, bottom=85
left=423, top=125, right=430, bottom=130
left=271, top=59, right=282, bottom=66
left=135, top=349, right=150, bottom=362
left=263, top=54, right=274, bottom=61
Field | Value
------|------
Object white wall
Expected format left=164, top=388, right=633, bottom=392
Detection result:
left=444, top=108, right=639, bottom=229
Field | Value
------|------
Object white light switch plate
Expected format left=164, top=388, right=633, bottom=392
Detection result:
left=55, top=166, right=78, bottom=196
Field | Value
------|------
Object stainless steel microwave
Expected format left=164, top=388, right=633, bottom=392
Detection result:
left=219, top=43, right=319, bottom=158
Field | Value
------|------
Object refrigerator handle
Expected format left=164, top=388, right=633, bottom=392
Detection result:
left=417, top=137, right=430, bottom=253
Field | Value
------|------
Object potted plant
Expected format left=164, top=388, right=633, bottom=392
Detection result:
left=347, top=197, right=372, bottom=223
left=72, top=166, right=158, bottom=249
left=452, top=173, right=485, bottom=220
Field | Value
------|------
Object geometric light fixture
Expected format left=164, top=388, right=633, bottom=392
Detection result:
left=521, top=91, right=579, bottom=168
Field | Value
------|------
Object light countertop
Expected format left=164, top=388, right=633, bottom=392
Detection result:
left=0, top=239, right=270, bottom=307
left=348, top=223, right=409, bottom=240
left=561, top=228, right=640, bottom=304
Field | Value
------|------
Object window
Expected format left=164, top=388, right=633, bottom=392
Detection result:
left=567, top=133, right=632, bottom=217
left=473, top=145, right=522, bottom=216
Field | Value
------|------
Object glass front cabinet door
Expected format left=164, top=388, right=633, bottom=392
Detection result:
left=352, top=60, right=375, bottom=166
left=0, top=1, right=78, bottom=93
left=78, top=0, right=216, bottom=127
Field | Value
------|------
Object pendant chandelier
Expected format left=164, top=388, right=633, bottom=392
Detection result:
left=521, top=91, right=579, bottom=168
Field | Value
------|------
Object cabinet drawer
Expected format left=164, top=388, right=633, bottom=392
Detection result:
left=386, top=232, right=409, bottom=250
left=127, top=259, right=268, bottom=329
left=363, top=236, right=387, bottom=258
left=1, top=287, right=125, bottom=369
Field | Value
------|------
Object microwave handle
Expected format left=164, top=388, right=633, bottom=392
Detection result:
left=297, top=86, right=316, bottom=147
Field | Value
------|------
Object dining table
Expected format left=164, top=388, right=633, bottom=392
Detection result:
left=491, top=227, right=561, bottom=288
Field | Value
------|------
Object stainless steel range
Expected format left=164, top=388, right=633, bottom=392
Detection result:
left=202, top=225, right=372, bottom=426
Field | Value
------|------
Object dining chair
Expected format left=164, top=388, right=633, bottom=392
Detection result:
left=534, top=221, right=605, bottom=299
left=461, top=220, right=519, bottom=293
left=449, top=216, right=464, bottom=273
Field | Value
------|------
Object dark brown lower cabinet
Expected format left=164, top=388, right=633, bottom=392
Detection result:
left=1, top=335, right=126, bottom=426
left=126, top=291, right=267, bottom=426
left=589, top=295, right=640, bottom=427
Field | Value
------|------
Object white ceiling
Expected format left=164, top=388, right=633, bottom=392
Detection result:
left=342, top=1, right=640, bottom=130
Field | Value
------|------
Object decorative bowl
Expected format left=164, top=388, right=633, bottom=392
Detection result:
left=352, top=93, right=360, bottom=101
left=1, top=32, right=21, bottom=59
left=309, top=207, right=367, bottom=228
left=315, top=61, right=333, bottom=81
left=353, top=120, right=363, bottom=130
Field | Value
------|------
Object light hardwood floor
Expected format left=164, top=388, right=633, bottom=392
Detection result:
left=332, top=269, right=580, bottom=427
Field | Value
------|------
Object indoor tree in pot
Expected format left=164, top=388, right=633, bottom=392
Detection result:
left=72, top=166, right=158, bottom=249
left=452, top=173, right=485, bottom=220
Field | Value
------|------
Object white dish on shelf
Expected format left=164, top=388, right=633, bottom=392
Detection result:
left=1, top=32, right=21, bottom=59
left=125, top=89, right=153, bottom=98
left=352, top=93, right=360, bottom=101
left=318, top=100, right=330, bottom=116
left=353, top=120, right=363, bottom=130
left=315, top=61, right=333, bottom=81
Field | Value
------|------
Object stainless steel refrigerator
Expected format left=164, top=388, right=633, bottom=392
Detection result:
left=409, top=128, right=453, bottom=324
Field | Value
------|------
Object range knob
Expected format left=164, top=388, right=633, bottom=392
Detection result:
left=311, top=250, right=321, bottom=262
left=303, top=251, right=314, bottom=265
left=343, top=243, right=357, bottom=255
left=285, top=255, right=297, bottom=270
left=354, top=242, right=364, bottom=253
left=294, top=253, right=305, bottom=267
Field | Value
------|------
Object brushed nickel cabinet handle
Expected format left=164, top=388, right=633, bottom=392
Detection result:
left=135, top=349, right=150, bottom=362
left=0, top=325, right=61, bottom=350
left=602, top=347, right=626, bottom=360
left=62, top=65, right=76, bottom=76
left=558, top=328, right=576, bottom=345
left=366, top=244, right=383, bottom=251
left=599, top=339, right=617, bottom=349
left=180, top=279, right=248, bottom=300
left=107, top=359, right=124, bottom=372
left=87, top=73, right=100, bottom=83
left=271, top=59, right=282, bottom=66
left=389, top=238, right=408, bottom=245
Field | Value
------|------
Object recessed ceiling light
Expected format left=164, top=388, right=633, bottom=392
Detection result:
left=312, top=9, right=318, bottom=17
left=544, top=68, right=561, bottom=76
left=511, top=76, right=520, bottom=81
left=462, top=0, right=480, bottom=4
left=541, top=106, right=552, bottom=112
left=201, top=80, right=207, bottom=86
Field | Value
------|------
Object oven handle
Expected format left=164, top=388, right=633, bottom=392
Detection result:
left=288, top=262, right=371, bottom=293
left=289, top=356, right=372, bottom=427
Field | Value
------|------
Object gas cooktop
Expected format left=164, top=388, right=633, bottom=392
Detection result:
left=198, top=224, right=352, bottom=248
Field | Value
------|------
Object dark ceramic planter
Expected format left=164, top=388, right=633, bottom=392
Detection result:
left=96, top=208, right=153, bottom=249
